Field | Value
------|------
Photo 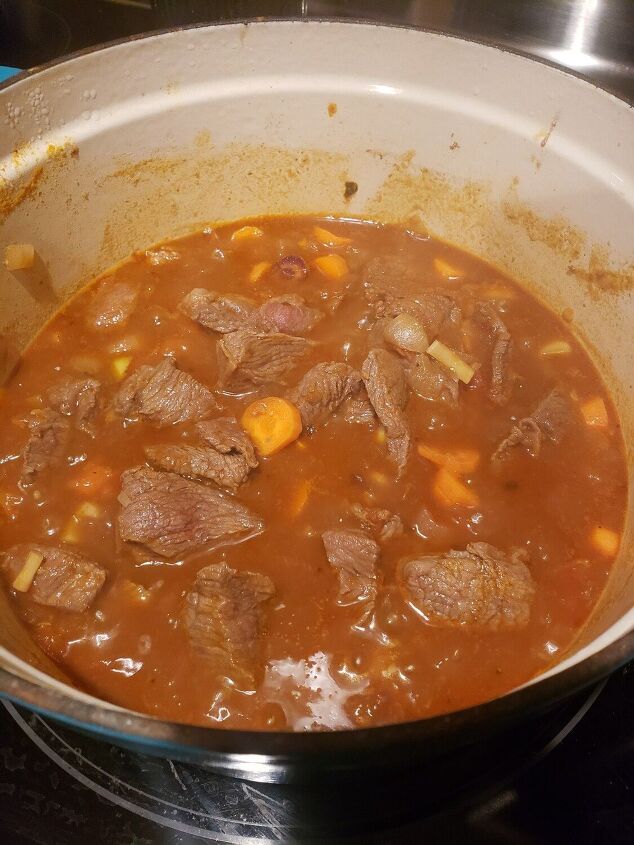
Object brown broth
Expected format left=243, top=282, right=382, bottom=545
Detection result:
left=0, top=216, right=627, bottom=730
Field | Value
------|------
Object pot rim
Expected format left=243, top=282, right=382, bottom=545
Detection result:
left=0, top=18, right=632, bottom=759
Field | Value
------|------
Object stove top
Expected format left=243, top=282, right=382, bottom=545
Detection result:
left=1, top=2, right=633, bottom=843
left=1, top=667, right=633, bottom=843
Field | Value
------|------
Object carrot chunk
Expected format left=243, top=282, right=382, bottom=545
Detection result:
left=249, top=261, right=271, bottom=283
left=313, top=226, right=352, bottom=247
left=433, top=467, right=479, bottom=507
left=581, top=396, right=609, bottom=427
left=433, top=257, right=462, bottom=279
left=289, top=478, right=313, bottom=517
left=241, top=396, right=303, bottom=456
left=231, top=225, right=264, bottom=242
left=418, top=444, right=480, bottom=475
left=313, top=254, right=349, bottom=280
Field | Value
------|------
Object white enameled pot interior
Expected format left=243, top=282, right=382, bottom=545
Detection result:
left=0, top=20, right=632, bottom=713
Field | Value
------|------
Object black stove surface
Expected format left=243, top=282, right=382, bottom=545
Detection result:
left=1, top=2, right=633, bottom=843
left=1, top=667, right=634, bottom=844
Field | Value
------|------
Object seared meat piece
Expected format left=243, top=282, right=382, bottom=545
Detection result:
left=350, top=503, right=403, bottom=542
left=184, top=562, right=274, bottom=680
left=85, top=280, right=140, bottom=330
left=398, top=542, right=534, bottom=630
left=3, top=544, right=106, bottom=612
left=256, top=294, right=322, bottom=335
left=322, top=529, right=380, bottom=605
left=145, top=417, right=258, bottom=491
left=361, top=349, right=410, bottom=469
left=217, top=329, right=312, bottom=394
left=287, top=362, right=362, bottom=428
left=406, top=353, right=459, bottom=404
left=475, top=303, right=513, bottom=405
left=179, top=288, right=256, bottom=334
left=48, top=376, right=101, bottom=434
left=492, top=388, right=573, bottom=463
left=22, top=408, right=70, bottom=483
left=342, top=388, right=377, bottom=426
left=114, top=357, right=217, bottom=426
left=363, top=256, right=457, bottom=338
left=118, top=466, right=263, bottom=558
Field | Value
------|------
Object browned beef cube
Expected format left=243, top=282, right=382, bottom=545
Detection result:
left=217, top=329, right=312, bottom=394
left=179, top=288, right=256, bottom=333
left=475, top=303, right=513, bottom=405
left=287, top=362, right=362, bottom=428
left=118, top=466, right=263, bottom=558
left=322, top=529, right=380, bottom=605
left=398, top=542, right=534, bottom=630
left=48, top=376, right=101, bottom=434
left=85, top=280, right=140, bottom=330
left=342, top=388, right=377, bottom=426
left=184, top=562, right=274, bottom=680
left=361, top=348, right=410, bottom=469
left=145, top=417, right=258, bottom=491
left=492, top=388, right=573, bottom=463
left=363, top=256, right=457, bottom=338
left=350, top=503, right=403, bottom=541
left=256, top=295, right=322, bottom=335
left=22, top=408, right=70, bottom=483
left=114, top=357, right=217, bottom=426
left=3, top=544, right=106, bottom=612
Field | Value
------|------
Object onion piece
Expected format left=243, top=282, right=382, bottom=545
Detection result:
left=383, top=314, right=429, bottom=354
left=426, top=340, right=474, bottom=384
left=12, top=550, right=44, bottom=592
left=4, top=244, right=35, bottom=271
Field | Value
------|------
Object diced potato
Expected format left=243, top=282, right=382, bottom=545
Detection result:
left=231, top=225, right=264, bottom=242
left=60, top=517, right=80, bottom=544
left=241, top=396, right=303, bottom=456
left=426, top=340, right=475, bottom=385
left=375, top=427, right=386, bottom=445
left=313, top=254, right=349, bottom=280
left=433, top=257, right=462, bottom=279
left=249, top=261, right=271, bottom=283
left=4, top=243, right=35, bottom=271
left=417, top=443, right=480, bottom=475
left=433, top=467, right=479, bottom=507
left=112, top=355, right=132, bottom=380
left=591, top=526, right=620, bottom=557
left=540, top=340, right=571, bottom=357
left=581, top=396, right=609, bottom=427
left=12, top=550, right=44, bottom=593
left=75, top=501, right=102, bottom=519
left=313, top=226, right=352, bottom=247
left=289, top=479, right=313, bottom=517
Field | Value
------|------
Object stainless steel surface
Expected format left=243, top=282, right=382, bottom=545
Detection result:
left=1, top=1, right=633, bottom=99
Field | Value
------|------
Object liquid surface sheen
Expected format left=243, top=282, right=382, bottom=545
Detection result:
left=0, top=217, right=627, bottom=730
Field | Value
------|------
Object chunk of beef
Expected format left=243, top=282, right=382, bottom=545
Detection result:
left=22, top=408, right=70, bottom=483
left=114, top=357, right=217, bottom=426
left=48, top=377, right=101, bottom=434
left=398, top=542, right=534, bottom=630
left=492, top=388, right=573, bottom=463
left=363, top=256, right=456, bottom=338
left=217, top=329, right=312, bottom=394
left=179, top=288, right=256, bottom=333
left=342, top=388, right=377, bottom=426
left=256, top=295, right=322, bottom=335
left=85, top=280, right=140, bottom=330
left=145, top=417, right=258, bottom=491
left=350, top=503, right=403, bottom=542
left=3, top=544, right=106, bottom=612
left=475, top=303, right=513, bottom=405
left=361, top=349, right=410, bottom=469
left=406, top=353, right=459, bottom=404
left=287, top=362, right=362, bottom=428
left=322, top=529, right=380, bottom=605
left=184, top=563, right=274, bottom=680
left=118, top=466, right=263, bottom=558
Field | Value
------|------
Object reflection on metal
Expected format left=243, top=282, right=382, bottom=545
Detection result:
left=548, top=0, right=602, bottom=70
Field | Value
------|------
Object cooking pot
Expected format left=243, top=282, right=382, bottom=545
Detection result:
left=0, top=20, right=632, bottom=782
